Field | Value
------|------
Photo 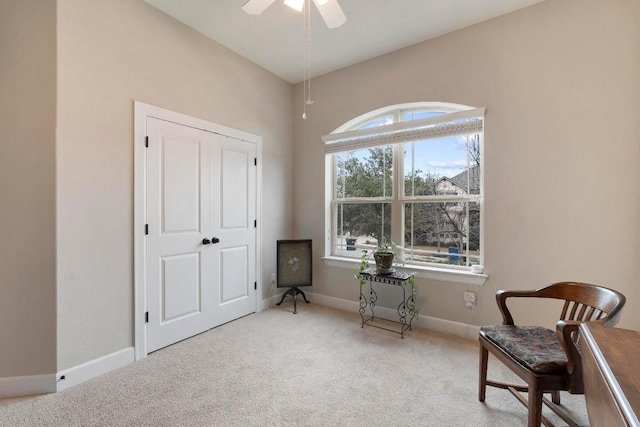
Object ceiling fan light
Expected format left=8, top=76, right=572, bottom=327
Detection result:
left=313, top=0, right=346, bottom=28
left=242, top=0, right=277, bottom=15
left=283, top=0, right=304, bottom=12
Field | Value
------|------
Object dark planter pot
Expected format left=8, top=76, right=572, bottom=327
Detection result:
left=373, top=252, right=394, bottom=274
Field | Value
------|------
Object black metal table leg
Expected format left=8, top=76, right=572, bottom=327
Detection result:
left=276, top=287, right=310, bottom=314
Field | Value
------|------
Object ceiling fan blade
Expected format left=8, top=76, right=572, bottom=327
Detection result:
left=313, top=0, right=346, bottom=28
left=242, top=0, right=277, bottom=15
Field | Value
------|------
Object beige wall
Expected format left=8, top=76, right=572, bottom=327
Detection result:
left=294, top=0, right=640, bottom=330
left=0, top=1, right=57, bottom=377
left=56, top=0, right=294, bottom=370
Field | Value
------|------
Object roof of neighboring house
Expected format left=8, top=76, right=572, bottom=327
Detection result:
left=437, top=165, right=480, bottom=194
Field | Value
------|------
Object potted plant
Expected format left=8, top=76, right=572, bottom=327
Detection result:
left=355, top=241, right=399, bottom=279
left=373, top=241, right=396, bottom=274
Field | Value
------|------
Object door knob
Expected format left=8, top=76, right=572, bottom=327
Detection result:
left=211, top=237, right=220, bottom=244
left=202, top=238, right=211, bottom=245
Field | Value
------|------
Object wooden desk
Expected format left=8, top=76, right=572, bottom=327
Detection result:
left=580, top=323, right=640, bottom=427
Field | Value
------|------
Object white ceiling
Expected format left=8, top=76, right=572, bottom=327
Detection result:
left=144, top=0, right=544, bottom=84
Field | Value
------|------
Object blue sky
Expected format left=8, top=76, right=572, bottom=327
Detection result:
left=405, top=136, right=468, bottom=179
left=403, top=112, right=468, bottom=179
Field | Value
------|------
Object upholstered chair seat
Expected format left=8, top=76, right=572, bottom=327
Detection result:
left=480, top=325, right=568, bottom=373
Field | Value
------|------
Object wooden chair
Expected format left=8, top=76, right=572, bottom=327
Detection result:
left=478, top=282, right=626, bottom=427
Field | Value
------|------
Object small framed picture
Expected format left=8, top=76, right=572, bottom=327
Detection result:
left=277, top=240, right=312, bottom=288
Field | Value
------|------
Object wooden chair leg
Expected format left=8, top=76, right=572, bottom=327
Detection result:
left=551, top=390, right=560, bottom=405
left=479, top=343, right=489, bottom=402
left=528, top=384, right=544, bottom=427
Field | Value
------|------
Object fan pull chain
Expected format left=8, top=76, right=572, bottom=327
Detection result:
left=302, top=0, right=313, bottom=119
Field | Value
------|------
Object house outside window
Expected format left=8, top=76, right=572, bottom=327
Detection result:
left=324, top=102, right=484, bottom=273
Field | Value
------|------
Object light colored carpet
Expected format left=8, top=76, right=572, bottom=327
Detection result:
left=0, top=304, right=588, bottom=426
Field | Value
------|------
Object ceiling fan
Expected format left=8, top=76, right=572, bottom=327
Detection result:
left=242, top=0, right=347, bottom=29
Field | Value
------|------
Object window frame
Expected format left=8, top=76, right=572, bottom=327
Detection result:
left=323, top=102, right=487, bottom=286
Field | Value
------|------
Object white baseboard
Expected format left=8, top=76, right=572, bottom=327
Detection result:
left=0, top=374, right=57, bottom=399
left=260, top=291, right=286, bottom=311
left=307, top=291, right=480, bottom=340
left=56, top=347, right=135, bottom=392
left=0, top=348, right=135, bottom=398
left=260, top=296, right=274, bottom=311
left=307, top=292, right=358, bottom=313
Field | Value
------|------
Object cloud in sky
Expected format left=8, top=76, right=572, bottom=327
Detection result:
left=453, top=137, right=468, bottom=150
left=426, top=160, right=467, bottom=169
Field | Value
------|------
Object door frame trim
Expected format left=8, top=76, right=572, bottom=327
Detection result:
left=133, top=101, right=262, bottom=360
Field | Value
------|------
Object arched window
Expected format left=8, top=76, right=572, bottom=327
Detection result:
left=324, top=102, right=484, bottom=274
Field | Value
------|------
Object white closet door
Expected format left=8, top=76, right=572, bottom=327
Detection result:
left=145, top=118, right=213, bottom=353
left=145, top=118, right=257, bottom=353
left=210, top=134, right=257, bottom=325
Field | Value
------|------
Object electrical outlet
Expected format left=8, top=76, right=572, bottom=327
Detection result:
left=464, top=291, right=476, bottom=307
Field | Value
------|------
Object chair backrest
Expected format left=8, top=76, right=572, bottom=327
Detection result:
left=533, top=282, right=626, bottom=327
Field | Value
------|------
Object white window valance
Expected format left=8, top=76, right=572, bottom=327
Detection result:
left=323, top=108, right=485, bottom=154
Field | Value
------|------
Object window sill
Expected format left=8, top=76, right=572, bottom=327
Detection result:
left=322, top=256, right=488, bottom=286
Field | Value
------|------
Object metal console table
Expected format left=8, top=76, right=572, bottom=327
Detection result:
left=358, top=268, right=416, bottom=338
